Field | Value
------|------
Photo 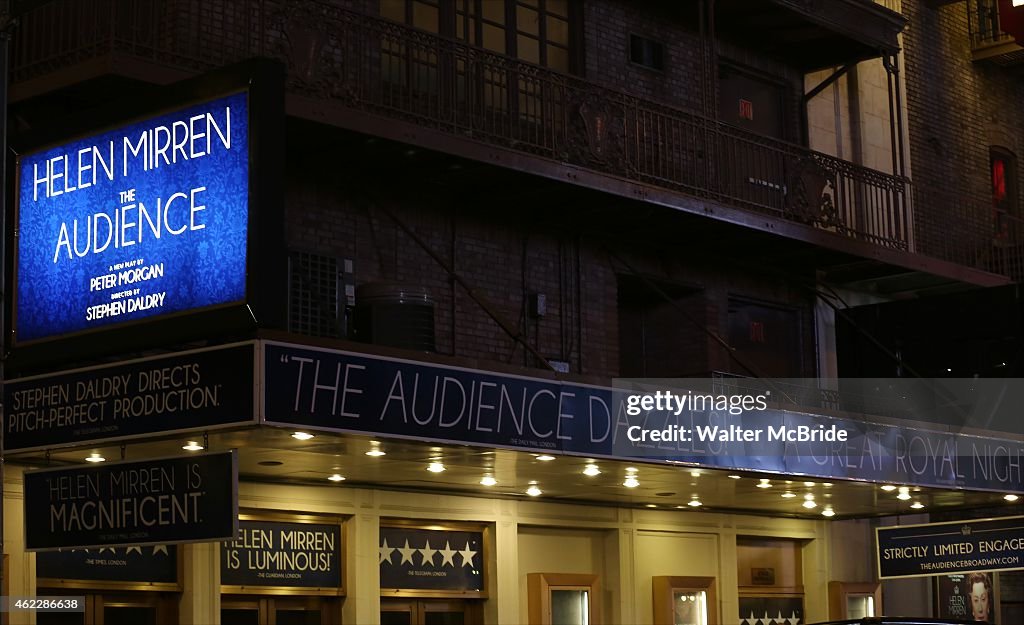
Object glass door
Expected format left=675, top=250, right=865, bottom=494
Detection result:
left=381, top=599, right=474, bottom=625
left=36, top=593, right=175, bottom=625
left=221, top=596, right=341, bottom=625
left=221, top=597, right=261, bottom=625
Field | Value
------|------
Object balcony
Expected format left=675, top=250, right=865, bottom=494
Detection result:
left=10, top=0, right=1015, bottom=286
left=968, top=0, right=1024, bottom=66
left=716, top=0, right=906, bottom=71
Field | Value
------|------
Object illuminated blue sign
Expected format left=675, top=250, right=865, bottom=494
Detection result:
left=15, top=92, right=249, bottom=343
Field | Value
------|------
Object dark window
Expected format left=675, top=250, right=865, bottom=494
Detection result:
left=991, top=146, right=1019, bottom=242
left=617, top=275, right=705, bottom=377
left=380, top=0, right=575, bottom=73
left=629, top=34, right=664, bottom=71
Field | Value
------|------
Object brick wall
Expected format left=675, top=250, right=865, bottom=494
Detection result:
left=582, top=0, right=707, bottom=113
left=901, top=0, right=1024, bottom=260
left=284, top=136, right=819, bottom=382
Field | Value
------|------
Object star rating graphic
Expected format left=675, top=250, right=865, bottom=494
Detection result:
left=378, top=537, right=478, bottom=569
left=420, top=540, right=439, bottom=567
left=457, top=541, right=477, bottom=568
left=65, top=545, right=170, bottom=557
left=738, top=610, right=800, bottom=625
left=398, top=540, right=418, bottom=566
left=379, top=539, right=397, bottom=565
left=439, top=541, right=457, bottom=567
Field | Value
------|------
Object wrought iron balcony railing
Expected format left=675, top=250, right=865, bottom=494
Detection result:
left=913, top=185, right=1024, bottom=283
left=967, top=0, right=1024, bottom=65
left=13, top=0, right=911, bottom=252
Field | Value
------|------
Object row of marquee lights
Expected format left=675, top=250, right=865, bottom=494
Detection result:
left=77, top=432, right=1023, bottom=516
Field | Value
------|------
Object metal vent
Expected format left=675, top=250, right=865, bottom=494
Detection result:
left=288, top=251, right=342, bottom=338
left=354, top=282, right=436, bottom=352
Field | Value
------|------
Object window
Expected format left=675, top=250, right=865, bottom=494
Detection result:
left=991, top=146, right=1019, bottom=242
left=379, top=0, right=576, bottom=125
left=380, top=0, right=576, bottom=73
left=617, top=275, right=705, bottom=377
left=629, top=34, right=665, bottom=71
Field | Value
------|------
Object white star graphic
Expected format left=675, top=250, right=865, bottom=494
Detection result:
left=152, top=545, right=169, bottom=556
left=761, top=611, right=770, bottom=625
left=457, top=541, right=477, bottom=568
left=787, top=611, right=801, bottom=625
left=379, top=539, right=396, bottom=565
left=98, top=547, right=114, bottom=554
left=439, top=541, right=457, bottom=567
left=420, top=540, right=439, bottom=567
left=739, top=615, right=751, bottom=625
left=126, top=546, right=142, bottom=555
left=398, top=540, right=417, bottom=566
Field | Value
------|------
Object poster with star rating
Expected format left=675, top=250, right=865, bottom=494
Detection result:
left=737, top=596, right=802, bottom=625
left=379, top=527, right=484, bottom=592
left=37, top=544, right=178, bottom=585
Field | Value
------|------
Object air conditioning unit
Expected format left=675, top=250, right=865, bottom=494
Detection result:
left=353, top=282, right=436, bottom=352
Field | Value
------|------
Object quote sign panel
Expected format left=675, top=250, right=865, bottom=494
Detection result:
left=221, top=519, right=342, bottom=589
left=4, top=342, right=256, bottom=452
left=15, top=91, right=249, bottom=343
left=24, top=451, right=238, bottom=551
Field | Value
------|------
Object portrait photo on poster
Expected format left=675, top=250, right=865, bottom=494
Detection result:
left=935, top=572, right=997, bottom=624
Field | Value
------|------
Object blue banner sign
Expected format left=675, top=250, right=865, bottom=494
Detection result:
left=4, top=342, right=256, bottom=452
left=37, top=545, right=178, bottom=585
left=221, top=519, right=342, bottom=589
left=877, top=516, right=1024, bottom=578
left=261, top=342, right=1024, bottom=492
left=379, top=527, right=483, bottom=592
left=15, top=91, right=249, bottom=343
left=24, top=451, right=238, bottom=551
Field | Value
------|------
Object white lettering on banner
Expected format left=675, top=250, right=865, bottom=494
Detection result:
left=275, top=348, right=1024, bottom=489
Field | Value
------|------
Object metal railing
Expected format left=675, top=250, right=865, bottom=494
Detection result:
left=912, top=185, right=1024, bottom=282
left=13, top=0, right=911, bottom=251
